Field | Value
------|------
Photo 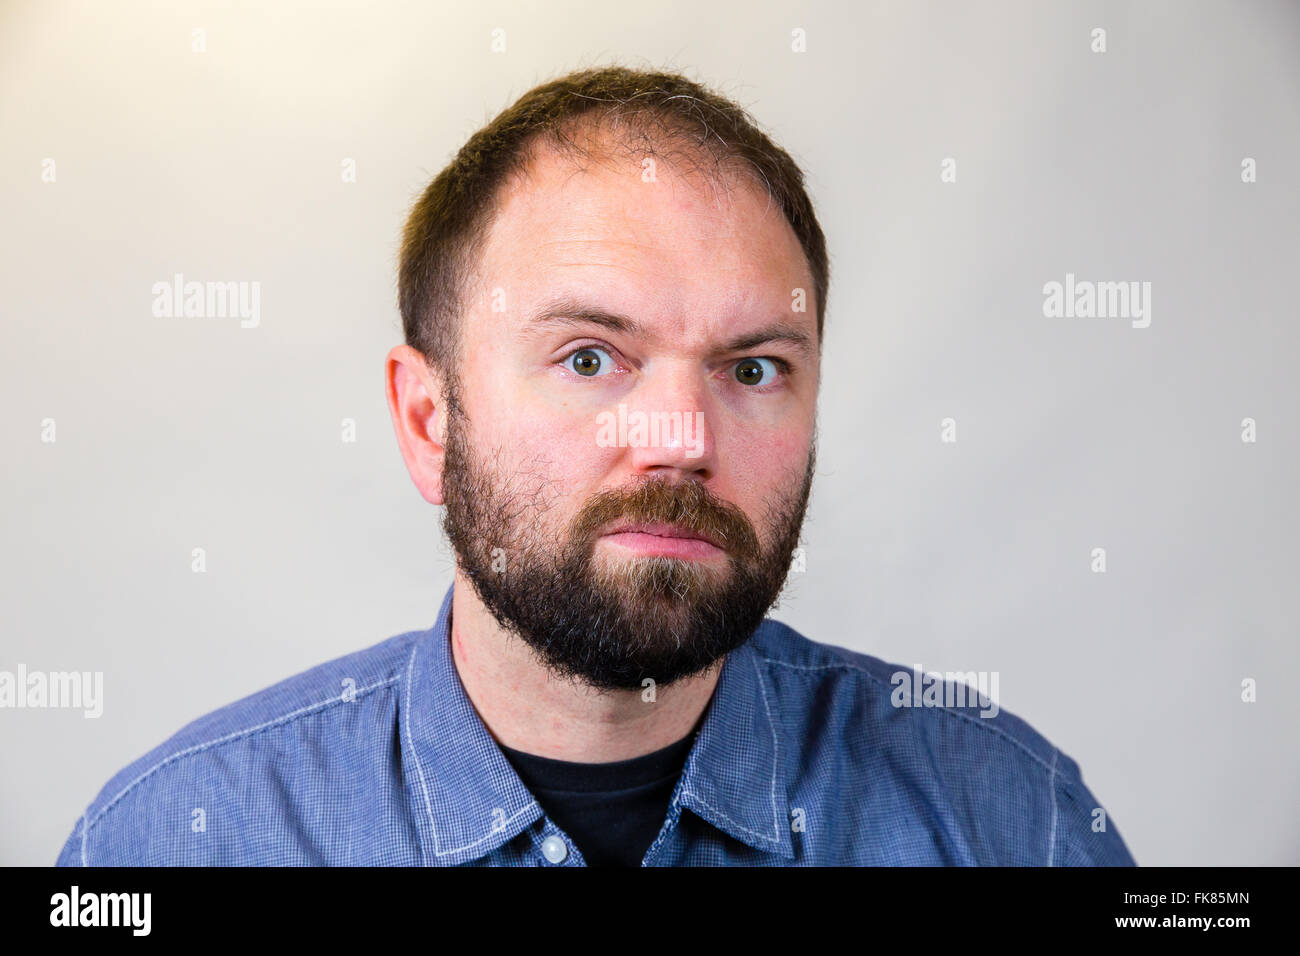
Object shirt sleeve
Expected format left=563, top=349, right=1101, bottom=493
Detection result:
left=1051, top=748, right=1138, bottom=866
left=55, top=813, right=86, bottom=867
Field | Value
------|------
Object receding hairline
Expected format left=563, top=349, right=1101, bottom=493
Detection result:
left=447, top=113, right=797, bottom=357
left=475, top=109, right=782, bottom=257
left=399, top=66, right=830, bottom=398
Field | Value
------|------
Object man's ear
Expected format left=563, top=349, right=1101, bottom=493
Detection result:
left=385, top=345, right=449, bottom=505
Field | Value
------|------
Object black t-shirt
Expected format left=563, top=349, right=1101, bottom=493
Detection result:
left=497, top=731, right=697, bottom=867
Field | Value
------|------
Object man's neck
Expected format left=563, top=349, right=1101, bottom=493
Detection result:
left=447, top=572, right=722, bottom=763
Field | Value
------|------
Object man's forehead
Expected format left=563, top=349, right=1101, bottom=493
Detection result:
left=477, top=145, right=813, bottom=311
left=492, top=148, right=758, bottom=245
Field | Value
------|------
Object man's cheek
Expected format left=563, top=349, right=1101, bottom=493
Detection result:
left=511, top=404, right=618, bottom=466
left=502, top=425, right=610, bottom=520
left=724, top=433, right=798, bottom=488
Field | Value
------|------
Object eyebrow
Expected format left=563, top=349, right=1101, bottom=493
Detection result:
left=525, top=295, right=816, bottom=357
left=527, top=296, right=643, bottom=337
left=720, top=322, right=816, bottom=356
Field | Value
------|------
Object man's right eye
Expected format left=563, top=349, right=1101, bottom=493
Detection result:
left=566, top=347, right=614, bottom=377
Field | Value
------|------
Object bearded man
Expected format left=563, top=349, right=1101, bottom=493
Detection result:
left=57, top=66, right=1135, bottom=868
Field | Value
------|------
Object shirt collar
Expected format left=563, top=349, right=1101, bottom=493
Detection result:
left=399, top=584, right=794, bottom=865
left=673, top=624, right=795, bottom=859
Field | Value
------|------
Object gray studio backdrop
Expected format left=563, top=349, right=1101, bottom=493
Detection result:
left=2, top=0, right=1297, bottom=866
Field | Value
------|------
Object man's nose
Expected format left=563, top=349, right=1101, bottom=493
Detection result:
left=621, top=363, right=717, bottom=479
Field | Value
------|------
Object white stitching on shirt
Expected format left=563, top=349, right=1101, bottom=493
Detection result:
left=403, top=641, right=434, bottom=865
left=678, top=791, right=780, bottom=848
left=439, top=802, right=538, bottom=858
left=402, top=639, right=540, bottom=859
left=1047, top=747, right=1059, bottom=867
left=751, top=649, right=784, bottom=845
left=82, top=673, right=402, bottom=849
left=677, top=651, right=786, bottom=852
left=76, top=811, right=87, bottom=867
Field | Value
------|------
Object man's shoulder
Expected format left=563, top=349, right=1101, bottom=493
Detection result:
left=748, top=615, right=1134, bottom=864
left=57, top=627, right=427, bottom=865
left=749, top=615, right=1066, bottom=781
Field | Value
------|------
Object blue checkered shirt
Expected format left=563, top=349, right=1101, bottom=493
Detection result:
left=57, top=585, right=1136, bottom=866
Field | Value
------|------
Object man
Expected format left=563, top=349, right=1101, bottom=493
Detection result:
left=57, top=66, right=1135, bottom=866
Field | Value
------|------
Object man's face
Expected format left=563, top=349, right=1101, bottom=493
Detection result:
left=440, top=140, right=820, bottom=692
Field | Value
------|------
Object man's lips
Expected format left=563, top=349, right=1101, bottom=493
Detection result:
left=599, top=521, right=726, bottom=558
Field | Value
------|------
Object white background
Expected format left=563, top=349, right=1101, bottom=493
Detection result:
left=2, top=0, right=1297, bottom=865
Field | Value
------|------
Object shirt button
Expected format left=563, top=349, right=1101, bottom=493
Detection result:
left=540, top=835, right=568, bottom=864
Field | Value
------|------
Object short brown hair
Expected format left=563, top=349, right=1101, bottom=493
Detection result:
left=398, top=65, right=829, bottom=387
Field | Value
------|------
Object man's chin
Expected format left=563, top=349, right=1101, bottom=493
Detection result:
left=468, top=562, right=771, bottom=691
left=590, top=551, right=734, bottom=596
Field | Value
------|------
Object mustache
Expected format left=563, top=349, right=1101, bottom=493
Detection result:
left=567, top=477, right=761, bottom=560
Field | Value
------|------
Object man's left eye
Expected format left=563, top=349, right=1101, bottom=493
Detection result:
left=567, top=347, right=614, bottom=377
left=734, top=357, right=780, bottom=386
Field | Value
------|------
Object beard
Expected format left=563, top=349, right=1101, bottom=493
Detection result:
left=439, top=385, right=815, bottom=692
